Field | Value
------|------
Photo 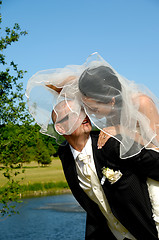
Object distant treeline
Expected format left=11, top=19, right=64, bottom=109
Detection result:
left=0, top=123, right=59, bottom=166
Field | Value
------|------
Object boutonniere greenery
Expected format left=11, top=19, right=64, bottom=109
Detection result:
left=101, top=167, right=123, bottom=185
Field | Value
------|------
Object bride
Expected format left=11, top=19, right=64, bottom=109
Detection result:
left=77, top=53, right=159, bottom=235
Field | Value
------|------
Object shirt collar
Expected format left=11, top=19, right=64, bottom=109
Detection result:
left=69, top=136, right=92, bottom=159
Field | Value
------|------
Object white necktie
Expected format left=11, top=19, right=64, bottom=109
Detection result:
left=77, top=153, right=92, bottom=178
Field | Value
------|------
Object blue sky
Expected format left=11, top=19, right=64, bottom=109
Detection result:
left=1, top=0, right=159, bottom=98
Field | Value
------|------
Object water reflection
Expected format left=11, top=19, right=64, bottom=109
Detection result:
left=38, top=202, right=85, bottom=213
left=0, top=194, right=86, bottom=240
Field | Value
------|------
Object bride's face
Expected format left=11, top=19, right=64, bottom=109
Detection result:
left=82, top=96, right=113, bottom=117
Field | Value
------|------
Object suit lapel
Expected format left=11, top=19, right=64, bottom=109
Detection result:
left=60, top=143, right=81, bottom=194
left=91, top=132, right=106, bottom=181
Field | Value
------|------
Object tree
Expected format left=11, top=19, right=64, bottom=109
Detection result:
left=0, top=0, right=31, bottom=218
left=47, top=142, right=56, bottom=157
left=34, top=132, right=52, bottom=166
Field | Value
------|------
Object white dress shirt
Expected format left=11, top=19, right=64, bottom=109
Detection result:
left=70, top=136, right=136, bottom=240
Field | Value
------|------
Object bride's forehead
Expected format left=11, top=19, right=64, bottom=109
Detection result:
left=82, top=96, right=98, bottom=104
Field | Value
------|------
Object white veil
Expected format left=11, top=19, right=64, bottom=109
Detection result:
left=26, top=52, right=159, bottom=158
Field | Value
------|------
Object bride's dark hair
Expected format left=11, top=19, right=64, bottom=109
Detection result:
left=79, top=65, right=122, bottom=107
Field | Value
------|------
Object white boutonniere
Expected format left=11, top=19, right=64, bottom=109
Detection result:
left=101, top=167, right=123, bottom=185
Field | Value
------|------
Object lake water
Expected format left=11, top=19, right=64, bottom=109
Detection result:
left=0, top=194, right=86, bottom=240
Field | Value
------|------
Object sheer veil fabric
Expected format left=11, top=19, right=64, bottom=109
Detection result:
left=26, top=52, right=159, bottom=158
left=25, top=64, right=86, bottom=143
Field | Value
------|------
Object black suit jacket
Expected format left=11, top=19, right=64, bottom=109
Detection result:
left=58, top=131, right=159, bottom=240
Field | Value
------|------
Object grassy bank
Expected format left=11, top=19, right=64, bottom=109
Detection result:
left=0, top=158, right=71, bottom=198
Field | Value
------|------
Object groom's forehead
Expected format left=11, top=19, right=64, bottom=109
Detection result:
left=56, top=100, right=73, bottom=112
left=54, top=100, right=74, bottom=119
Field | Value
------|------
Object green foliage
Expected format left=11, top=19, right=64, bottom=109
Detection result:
left=48, top=142, right=56, bottom=156
left=0, top=178, right=23, bottom=217
left=0, top=0, right=31, bottom=217
left=0, top=124, right=58, bottom=166
left=40, top=133, right=59, bottom=153
left=0, top=124, right=33, bottom=165
left=0, top=23, right=29, bottom=124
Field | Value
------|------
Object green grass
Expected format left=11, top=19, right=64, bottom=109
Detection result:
left=0, top=158, right=70, bottom=197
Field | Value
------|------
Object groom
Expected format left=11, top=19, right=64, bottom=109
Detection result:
left=52, top=101, right=159, bottom=240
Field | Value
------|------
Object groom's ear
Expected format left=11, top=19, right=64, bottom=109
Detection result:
left=52, top=110, right=66, bottom=135
left=55, top=124, right=66, bottom=135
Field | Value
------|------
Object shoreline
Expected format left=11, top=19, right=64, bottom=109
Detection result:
left=20, top=188, right=71, bottom=199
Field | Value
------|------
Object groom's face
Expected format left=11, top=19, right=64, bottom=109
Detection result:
left=71, top=114, right=92, bottom=138
left=52, top=101, right=92, bottom=136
